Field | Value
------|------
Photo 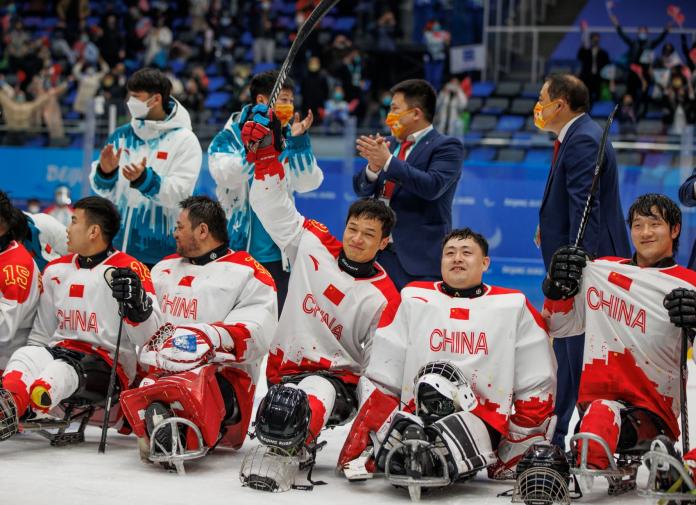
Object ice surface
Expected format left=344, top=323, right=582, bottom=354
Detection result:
left=4, top=361, right=696, bottom=505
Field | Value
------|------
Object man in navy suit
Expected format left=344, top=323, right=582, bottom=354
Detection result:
left=678, top=174, right=696, bottom=269
left=536, top=73, right=630, bottom=448
left=353, top=79, right=465, bottom=290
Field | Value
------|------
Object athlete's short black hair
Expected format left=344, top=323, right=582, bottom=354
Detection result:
left=346, top=199, right=396, bottom=239
left=127, top=67, right=172, bottom=107
left=627, top=193, right=682, bottom=253
left=442, top=228, right=489, bottom=256
left=179, top=196, right=229, bottom=245
left=249, top=70, right=295, bottom=104
left=390, top=79, right=437, bottom=122
left=545, top=73, right=590, bottom=113
left=0, top=190, right=29, bottom=242
left=74, top=196, right=121, bottom=244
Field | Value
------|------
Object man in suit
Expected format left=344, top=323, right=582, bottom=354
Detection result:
left=535, top=73, right=630, bottom=448
left=353, top=79, right=465, bottom=290
left=678, top=173, right=696, bottom=269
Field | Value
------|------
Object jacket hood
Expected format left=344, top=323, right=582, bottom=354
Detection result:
left=131, top=98, right=192, bottom=141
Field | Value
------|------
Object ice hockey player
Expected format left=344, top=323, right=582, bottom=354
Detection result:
left=337, top=227, right=557, bottom=490
left=0, top=196, right=162, bottom=440
left=118, top=196, right=277, bottom=471
left=208, top=70, right=323, bottom=313
left=542, top=193, right=696, bottom=471
left=239, top=106, right=400, bottom=490
left=0, top=192, right=41, bottom=369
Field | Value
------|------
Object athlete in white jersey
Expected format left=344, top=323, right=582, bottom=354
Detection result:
left=118, top=196, right=277, bottom=471
left=239, top=106, right=400, bottom=490
left=338, top=228, right=556, bottom=492
left=0, top=191, right=41, bottom=369
left=0, top=197, right=162, bottom=441
left=542, top=194, right=696, bottom=471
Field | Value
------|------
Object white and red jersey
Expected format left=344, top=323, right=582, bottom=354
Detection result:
left=249, top=171, right=400, bottom=386
left=543, top=258, right=696, bottom=439
left=150, top=248, right=277, bottom=384
left=367, top=281, right=556, bottom=436
left=28, top=251, right=163, bottom=384
left=0, top=241, right=41, bottom=368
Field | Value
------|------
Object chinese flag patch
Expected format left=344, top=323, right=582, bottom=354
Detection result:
left=323, top=284, right=345, bottom=305
left=69, top=284, right=84, bottom=298
left=608, top=271, right=633, bottom=291
left=178, top=276, right=195, bottom=287
left=156, top=151, right=168, bottom=160
left=450, top=308, right=470, bottom=320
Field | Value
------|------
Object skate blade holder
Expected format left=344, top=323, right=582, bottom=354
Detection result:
left=148, top=416, right=208, bottom=475
left=571, top=433, right=640, bottom=496
left=239, top=445, right=302, bottom=492
left=639, top=450, right=696, bottom=503
left=384, top=438, right=450, bottom=502
left=19, top=404, right=95, bottom=446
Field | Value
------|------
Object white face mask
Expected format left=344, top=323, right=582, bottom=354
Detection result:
left=126, top=96, right=151, bottom=119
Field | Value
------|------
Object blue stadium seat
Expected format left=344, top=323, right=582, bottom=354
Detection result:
left=204, top=92, right=231, bottom=109
left=497, top=115, right=524, bottom=132
left=241, top=31, right=254, bottom=46
left=471, top=82, right=495, bottom=98
left=590, top=101, right=616, bottom=118
left=205, top=63, right=219, bottom=76
left=253, top=62, right=277, bottom=74
left=467, top=147, right=497, bottom=162
left=169, top=59, right=186, bottom=74
left=643, top=152, right=674, bottom=168
left=207, top=76, right=226, bottom=92
left=463, top=131, right=483, bottom=143
left=525, top=149, right=552, bottom=165
left=334, top=17, right=356, bottom=32
left=480, top=97, right=509, bottom=115
left=469, top=114, right=498, bottom=132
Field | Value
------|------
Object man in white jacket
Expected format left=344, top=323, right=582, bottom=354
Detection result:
left=90, top=67, right=202, bottom=268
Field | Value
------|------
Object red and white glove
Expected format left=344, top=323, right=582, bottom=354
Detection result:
left=241, top=105, right=285, bottom=180
left=488, top=416, right=555, bottom=480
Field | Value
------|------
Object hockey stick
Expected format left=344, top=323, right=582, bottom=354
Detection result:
left=267, top=0, right=341, bottom=110
left=681, top=329, right=690, bottom=455
left=98, top=267, right=124, bottom=454
left=574, top=104, right=619, bottom=248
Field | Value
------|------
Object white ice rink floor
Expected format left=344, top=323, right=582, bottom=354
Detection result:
left=4, top=361, right=696, bottom=505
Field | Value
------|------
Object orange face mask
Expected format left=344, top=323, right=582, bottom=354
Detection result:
left=274, top=103, right=294, bottom=126
left=385, top=108, right=415, bottom=138
left=533, top=100, right=561, bottom=130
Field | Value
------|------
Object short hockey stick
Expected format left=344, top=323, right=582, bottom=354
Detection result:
left=574, top=104, right=619, bottom=248
left=681, top=329, right=690, bottom=455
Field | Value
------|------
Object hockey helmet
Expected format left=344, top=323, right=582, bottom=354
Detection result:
left=0, top=389, right=18, bottom=441
left=254, top=384, right=311, bottom=451
left=414, top=361, right=477, bottom=424
left=515, top=442, right=571, bottom=505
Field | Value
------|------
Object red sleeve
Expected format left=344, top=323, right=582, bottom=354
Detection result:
left=302, top=218, right=343, bottom=258
left=220, top=251, right=277, bottom=291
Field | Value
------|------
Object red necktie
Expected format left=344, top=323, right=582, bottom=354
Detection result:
left=382, top=140, right=415, bottom=201
left=551, top=139, right=561, bottom=167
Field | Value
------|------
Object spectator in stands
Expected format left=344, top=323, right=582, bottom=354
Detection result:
left=332, top=46, right=367, bottom=123
left=680, top=33, right=696, bottom=73
left=89, top=67, right=202, bottom=269
left=323, top=85, right=350, bottom=134
left=31, top=73, right=68, bottom=145
left=101, top=62, right=127, bottom=115
left=577, top=21, right=609, bottom=104
left=609, top=11, right=671, bottom=117
left=434, top=76, right=468, bottom=137
left=72, top=57, right=109, bottom=115
left=534, top=73, right=630, bottom=449
left=371, top=10, right=400, bottom=100
left=57, top=0, right=90, bottom=43
left=97, top=14, right=126, bottom=68
left=251, top=1, right=276, bottom=65
left=656, top=42, right=683, bottom=70
left=423, top=19, right=451, bottom=93
left=6, top=20, right=43, bottom=85
left=662, top=68, right=695, bottom=135
left=353, top=78, right=464, bottom=289
left=44, top=185, right=74, bottom=228
left=207, top=70, right=323, bottom=313
left=678, top=162, right=696, bottom=269
left=0, top=79, right=66, bottom=145
left=617, top=93, right=638, bottom=136
left=300, top=56, right=330, bottom=124
left=144, top=13, right=173, bottom=68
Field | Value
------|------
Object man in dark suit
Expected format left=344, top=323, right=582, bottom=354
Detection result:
left=678, top=173, right=696, bottom=269
left=535, top=73, right=631, bottom=448
left=577, top=24, right=610, bottom=104
left=353, top=79, right=464, bottom=290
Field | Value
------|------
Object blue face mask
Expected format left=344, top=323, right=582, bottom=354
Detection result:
left=334, top=92, right=344, bottom=101
left=382, top=97, right=392, bottom=107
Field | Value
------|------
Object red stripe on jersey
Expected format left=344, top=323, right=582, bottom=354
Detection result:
left=69, top=284, right=84, bottom=298
left=45, top=253, right=76, bottom=270
left=265, top=348, right=359, bottom=385
left=525, top=299, right=549, bottom=332
left=309, top=255, right=319, bottom=271
left=450, top=308, right=469, bottom=320
left=218, top=251, right=277, bottom=291
left=543, top=297, right=574, bottom=315
left=105, top=252, right=155, bottom=294
left=371, top=270, right=400, bottom=328
left=608, top=271, right=633, bottom=291
left=323, top=284, right=345, bottom=305
left=178, top=275, right=194, bottom=287
left=660, top=265, right=696, bottom=288
left=472, top=397, right=509, bottom=436
left=596, top=256, right=631, bottom=264
left=302, top=218, right=342, bottom=258
left=156, top=151, right=168, bottom=160
left=213, top=322, right=250, bottom=360
left=405, top=281, right=438, bottom=291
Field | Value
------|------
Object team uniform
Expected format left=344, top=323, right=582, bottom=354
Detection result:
left=0, top=240, right=41, bottom=369
left=23, top=212, right=68, bottom=272
left=119, top=246, right=277, bottom=454
left=1, top=250, right=162, bottom=420
left=248, top=165, right=400, bottom=448
left=89, top=98, right=202, bottom=266
left=543, top=257, right=696, bottom=469
left=339, top=281, right=557, bottom=482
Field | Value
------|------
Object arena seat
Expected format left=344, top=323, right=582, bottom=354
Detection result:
left=469, top=114, right=498, bottom=132
left=467, top=97, right=483, bottom=114
left=590, top=101, right=616, bottom=118
left=510, top=98, right=535, bottom=115
left=481, top=97, right=509, bottom=114
left=497, top=148, right=526, bottom=162
left=471, top=82, right=496, bottom=98
left=497, top=115, right=525, bottom=132
left=495, top=81, right=522, bottom=98
left=467, top=147, right=497, bottom=162
left=204, top=92, right=231, bottom=109
left=616, top=151, right=643, bottom=166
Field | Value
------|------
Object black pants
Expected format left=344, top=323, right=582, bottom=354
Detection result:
left=262, top=260, right=289, bottom=316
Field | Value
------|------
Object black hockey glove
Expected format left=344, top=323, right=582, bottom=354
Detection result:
left=542, top=245, right=589, bottom=300
left=664, top=288, right=696, bottom=329
left=109, top=267, right=153, bottom=322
